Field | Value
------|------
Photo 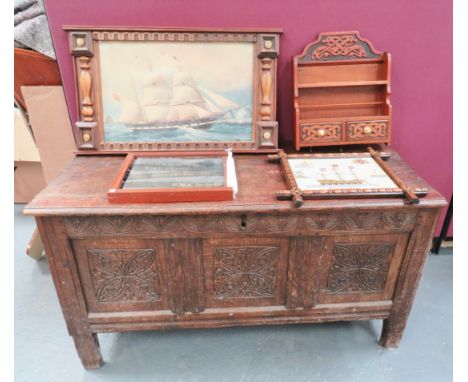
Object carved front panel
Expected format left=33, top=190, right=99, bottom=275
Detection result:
left=326, top=243, right=394, bottom=293
left=204, top=238, right=288, bottom=307
left=213, top=246, right=279, bottom=298
left=300, top=122, right=342, bottom=144
left=72, top=239, right=168, bottom=312
left=346, top=120, right=388, bottom=141
left=88, top=249, right=160, bottom=303
left=319, top=234, right=409, bottom=304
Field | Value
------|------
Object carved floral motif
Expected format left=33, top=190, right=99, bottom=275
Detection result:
left=326, top=243, right=395, bottom=293
left=213, top=246, right=280, bottom=298
left=88, top=249, right=160, bottom=302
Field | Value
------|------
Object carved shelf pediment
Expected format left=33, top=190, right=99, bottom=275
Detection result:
left=297, top=31, right=382, bottom=63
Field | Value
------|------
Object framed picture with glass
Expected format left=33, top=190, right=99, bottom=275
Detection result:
left=269, top=148, right=428, bottom=207
left=108, top=150, right=237, bottom=203
left=66, top=27, right=281, bottom=152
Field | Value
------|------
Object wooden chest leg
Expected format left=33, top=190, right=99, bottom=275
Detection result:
left=72, top=331, right=103, bottom=369
left=379, top=209, right=440, bottom=348
left=380, top=317, right=404, bottom=347
left=36, top=217, right=104, bottom=368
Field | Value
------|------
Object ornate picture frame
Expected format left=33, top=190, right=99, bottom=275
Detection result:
left=65, top=27, right=281, bottom=152
left=269, top=148, right=427, bottom=207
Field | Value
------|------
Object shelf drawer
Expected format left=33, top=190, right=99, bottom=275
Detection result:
left=300, top=122, right=343, bottom=144
left=346, top=120, right=389, bottom=141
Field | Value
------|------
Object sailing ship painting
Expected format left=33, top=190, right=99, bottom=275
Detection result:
left=288, top=157, right=398, bottom=191
left=99, top=41, right=254, bottom=143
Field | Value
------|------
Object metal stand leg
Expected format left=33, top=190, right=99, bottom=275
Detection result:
left=431, top=195, right=453, bottom=254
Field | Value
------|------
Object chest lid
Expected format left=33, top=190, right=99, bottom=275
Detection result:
left=293, top=31, right=392, bottom=150
left=66, top=26, right=281, bottom=153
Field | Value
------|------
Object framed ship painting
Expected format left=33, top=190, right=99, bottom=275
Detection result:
left=269, top=148, right=428, bottom=207
left=66, top=27, right=281, bottom=152
left=108, top=150, right=237, bottom=203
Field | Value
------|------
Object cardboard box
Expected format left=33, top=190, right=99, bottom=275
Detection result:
left=21, top=86, right=76, bottom=183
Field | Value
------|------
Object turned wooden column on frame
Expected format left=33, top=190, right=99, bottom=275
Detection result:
left=69, top=31, right=97, bottom=149
left=256, top=34, right=279, bottom=149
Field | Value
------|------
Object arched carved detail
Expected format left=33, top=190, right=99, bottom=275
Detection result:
left=297, top=31, right=382, bottom=63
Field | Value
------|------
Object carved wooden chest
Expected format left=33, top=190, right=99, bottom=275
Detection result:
left=24, top=152, right=446, bottom=368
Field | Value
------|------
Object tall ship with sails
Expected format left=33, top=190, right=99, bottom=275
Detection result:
left=112, top=67, right=250, bottom=131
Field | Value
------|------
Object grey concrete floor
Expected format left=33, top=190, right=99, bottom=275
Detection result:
left=14, top=204, right=453, bottom=382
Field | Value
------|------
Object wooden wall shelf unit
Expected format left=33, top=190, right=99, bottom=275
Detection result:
left=293, top=32, right=392, bottom=150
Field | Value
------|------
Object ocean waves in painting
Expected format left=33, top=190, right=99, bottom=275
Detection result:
left=104, top=122, right=252, bottom=142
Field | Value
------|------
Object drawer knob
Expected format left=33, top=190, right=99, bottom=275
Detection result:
left=317, top=128, right=326, bottom=137
left=364, top=126, right=373, bottom=135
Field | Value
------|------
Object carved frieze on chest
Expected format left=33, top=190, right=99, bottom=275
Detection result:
left=64, top=211, right=417, bottom=237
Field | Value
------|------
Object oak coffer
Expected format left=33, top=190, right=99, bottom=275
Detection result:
left=24, top=152, right=446, bottom=369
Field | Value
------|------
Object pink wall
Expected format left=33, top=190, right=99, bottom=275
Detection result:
left=44, top=0, right=453, bottom=236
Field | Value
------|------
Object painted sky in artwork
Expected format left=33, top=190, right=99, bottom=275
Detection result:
left=99, top=41, right=254, bottom=122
